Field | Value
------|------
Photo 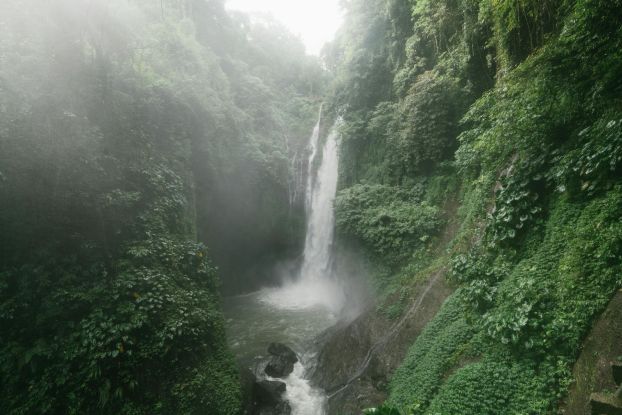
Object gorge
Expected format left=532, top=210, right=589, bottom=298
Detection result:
left=1, top=0, right=622, bottom=415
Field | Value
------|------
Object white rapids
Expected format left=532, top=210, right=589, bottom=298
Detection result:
left=280, top=362, right=328, bottom=414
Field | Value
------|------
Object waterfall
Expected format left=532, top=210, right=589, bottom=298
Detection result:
left=254, top=111, right=342, bottom=415
left=299, top=121, right=339, bottom=284
left=305, top=111, right=322, bottom=210
left=259, top=114, right=344, bottom=312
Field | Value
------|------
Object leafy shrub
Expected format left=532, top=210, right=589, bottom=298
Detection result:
left=364, top=404, right=402, bottom=415
left=551, top=113, right=622, bottom=195
left=335, top=184, right=443, bottom=265
left=387, top=72, right=465, bottom=175
left=480, top=0, right=565, bottom=69
left=381, top=0, right=622, bottom=412
left=483, top=190, right=622, bottom=355
left=425, top=359, right=554, bottom=415
left=488, top=156, right=547, bottom=247
left=0, top=165, right=242, bottom=414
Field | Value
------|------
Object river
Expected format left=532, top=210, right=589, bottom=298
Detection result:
left=223, top=288, right=337, bottom=414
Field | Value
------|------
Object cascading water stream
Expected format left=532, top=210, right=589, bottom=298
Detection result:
left=305, top=108, right=322, bottom=210
left=260, top=116, right=344, bottom=312
left=300, top=121, right=339, bottom=284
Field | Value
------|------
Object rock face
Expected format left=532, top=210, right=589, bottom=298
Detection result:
left=239, top=343, right=299, bottom=414
left=241, top=367, right=259, bottom=414
left=590, top=393, right=622, bottom=415
left=265, top=343, right=299, bottom=378
left=258, top=402, right=292, bottom=415
left=255, top=380, right=287, bottom=405
left=240, top=369, right=291, bottom=415
left=563, top=290, right=622, bottom=414
left=310, top=271, right=452, bottom=415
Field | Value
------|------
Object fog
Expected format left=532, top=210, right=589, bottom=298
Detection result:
left=226, top=0, right=343, bottom=55
left=0, top=0, right=344, bottom=412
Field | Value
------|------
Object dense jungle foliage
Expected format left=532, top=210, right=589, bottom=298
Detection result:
left=328, top=0, right=622, bottom=413
left=0, top=0, right=324, bottom=413
left=2, top=0, right=622, bottom=413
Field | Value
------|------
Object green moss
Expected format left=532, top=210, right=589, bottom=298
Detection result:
left=335, top=184, right=443, bottom=267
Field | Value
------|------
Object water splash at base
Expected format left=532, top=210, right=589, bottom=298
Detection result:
left=258, top=278, right=345, bottom=313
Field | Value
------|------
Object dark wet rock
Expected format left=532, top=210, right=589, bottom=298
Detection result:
left=590, top=393, right=622, bottom=415
left=265, top=343, right=298, bottom=378
left=250, top=344, right=298, bottom=413
left=265, top=358, right=295, bottom=378
left=258, top=401, right=292, bottom=415
left=240, top=367, right=259, bottom=414
left=268, top=343, right=298, bottom=361
left=255, top=380, right=287, bottom=405
left=266, top=357, right=294, bottom=378
left=239, top=367, right=291, bottom=415
left=563, top=290, right=622, bottom=414
left=310, top=271, right=452, bottom=415
left=253, top=380, right=291, bottom=415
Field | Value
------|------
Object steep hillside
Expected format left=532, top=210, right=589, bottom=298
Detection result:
left=323, top=0, right=622, bottom=413
left=1, top=0, right=621, bottom=414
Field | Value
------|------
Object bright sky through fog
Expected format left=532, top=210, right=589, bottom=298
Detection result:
left=225, top=0, right=342, bottom=55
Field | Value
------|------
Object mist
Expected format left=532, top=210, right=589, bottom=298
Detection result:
left=4, top=0, right=616, bottom=414
left=0, top=1, right=343, bottom=413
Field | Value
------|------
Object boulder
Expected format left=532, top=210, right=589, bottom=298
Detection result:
left=590, top=392, right=622, bottom=414
left=258, top=402, right=292, bottom=415
left=265, top=358, right=295, bottom=378
left=265, top=343, right=298, bottom=378
left=240, top=367, right=259, bottom=414
left=268, top=343, right=298, bottom=362
left=255, top=380, right=287, bottom=406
